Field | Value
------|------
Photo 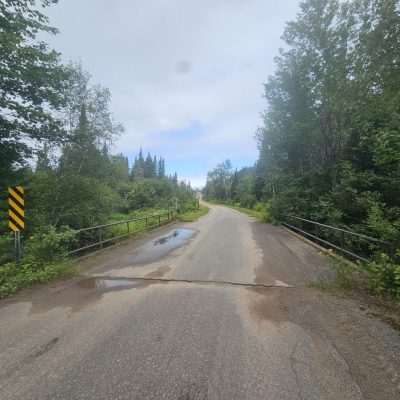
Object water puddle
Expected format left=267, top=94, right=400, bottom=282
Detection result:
left=25, top=277, right=153, bottom=315
left=78, top=277, right=146, bottom=291
left=130, top=228, right=196, bottom=265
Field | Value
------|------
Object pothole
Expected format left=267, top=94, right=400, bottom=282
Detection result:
left=129, top=228, right=197, bottom=265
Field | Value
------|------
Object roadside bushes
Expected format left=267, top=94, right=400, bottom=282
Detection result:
left=24, top=226, right=77, bottom=262
left=0, top=235, right=14, bottom=265
left=0, top=227, right=77, bottom=298
left=0, top=259, right=74, bottom=298
left=367, top=253, right=400, bottom=298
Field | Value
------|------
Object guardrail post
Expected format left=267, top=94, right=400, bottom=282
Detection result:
left=341, top=230, right=345, bottom=249
left=158, top=215, right=161, bottom=226
left=98, top=227, right=103, bottom=248
left=127, top=221, right=130, bottom=234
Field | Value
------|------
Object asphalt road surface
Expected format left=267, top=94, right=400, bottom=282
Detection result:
left=1, top=205, right=399, bottom=399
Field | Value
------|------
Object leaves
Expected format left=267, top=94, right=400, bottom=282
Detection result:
left=0, top=0, right=68, bottom=186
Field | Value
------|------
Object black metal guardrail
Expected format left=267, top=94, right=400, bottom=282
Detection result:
left=68, top=210, right=175, bottom=255
left=282, top=215, right=393, bottom=263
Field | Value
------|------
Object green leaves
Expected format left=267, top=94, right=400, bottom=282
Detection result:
left=256, top=0, right=400, bottom=254
left=0, top=0, right=68, bottom=186
left=367, top=253, right=400, bottom=298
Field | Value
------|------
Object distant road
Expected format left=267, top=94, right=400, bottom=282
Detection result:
left=1, top=204, right=399, bottom=399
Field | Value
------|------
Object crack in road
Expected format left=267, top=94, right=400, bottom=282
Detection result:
left=86, top=275, right=296, bottom=290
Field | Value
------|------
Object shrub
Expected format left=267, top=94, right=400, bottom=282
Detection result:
left=0, top=234, right=14, bottom=265
left=0, top=259, right=74, bottom=298
left=24, top=226, right=77, bottom=262
left=252, top=202, right=271, bottom=222
left=239, top=193, right=256, bottom=209
left=366, top=253, right=400, bottom=298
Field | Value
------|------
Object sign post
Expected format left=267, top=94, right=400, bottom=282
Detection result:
left=8, top=186, right=25, bottom=262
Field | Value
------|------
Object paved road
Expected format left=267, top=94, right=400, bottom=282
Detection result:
left=0, top=205, right=399, bottom=399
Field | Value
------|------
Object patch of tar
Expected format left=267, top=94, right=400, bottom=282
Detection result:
left=247, top=287, right=290, bottom=324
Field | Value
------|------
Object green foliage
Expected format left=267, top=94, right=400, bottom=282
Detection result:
left=254, top=0, right=400, bottom=273
left=0, top=234, right=13, bottom=264
left=0, top=0, right=69, bottom=189
left=203, top=160, right=233, bottom=201
left=367, top=253, right=400, bottom=298
left=24, top=226, right=77, bottom=262
left=131, top=150, right=167, bottom=180
left=0, top=259, right=75, bottom=299
left=178, top=205, right=209, bottom=222
left=27, top=171, right=121, bottom=230
left=127, top=179, right=174, bottom=209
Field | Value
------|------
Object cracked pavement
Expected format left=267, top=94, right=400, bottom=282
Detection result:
left=0, top=204, right=399, bottom=399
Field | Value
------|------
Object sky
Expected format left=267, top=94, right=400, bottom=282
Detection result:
left=44, top=0, right=300, bottom=188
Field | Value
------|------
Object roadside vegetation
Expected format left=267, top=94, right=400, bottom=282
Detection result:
left=0, top=0, right=199, bottom=298
left=204, top=0, right=400, bottom=299
left=177, top=205, right=209, bottom=222
left=203, top=161, right=271, bottom=222
left=310, top=256, right=400, bottom=330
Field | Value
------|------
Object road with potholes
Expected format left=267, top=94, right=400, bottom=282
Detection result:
left=0, top=204, right=399, bottom=399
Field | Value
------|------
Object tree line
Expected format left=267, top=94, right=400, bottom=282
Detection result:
left=204, top=0, right=400, bottom=295
left=203, top=161, right=258, bottom=210
left=131, top=150, right=171, bottom=181
left=254, top=0, right=400, bottom=248
left=206, top=0, right=400, bottom=242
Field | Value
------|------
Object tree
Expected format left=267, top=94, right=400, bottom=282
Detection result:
left=144, top=153, right=155, bottom=178
left=36, top=144, right=53, bottom=172
left=255, top=0, right=400, bottom=243
left=0, top=0, right=70, bottom=188
left=153, top=155, right=158, bottom=177
left=172, top=172, right=178, bottom=186
left=230, top=170, right=239, bottom=202
left=204, top=160, right=233, bottom=201
left=158, top=158, right=166, bottom=178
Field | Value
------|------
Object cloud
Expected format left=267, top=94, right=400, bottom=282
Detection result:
left=44, top=0, right=300, bottom=187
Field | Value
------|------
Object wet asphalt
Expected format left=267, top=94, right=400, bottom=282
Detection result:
left=0, top=205, right=399, bottom=399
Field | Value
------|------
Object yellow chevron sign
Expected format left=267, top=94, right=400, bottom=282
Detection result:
left=8, top=186, right=25, bottom=232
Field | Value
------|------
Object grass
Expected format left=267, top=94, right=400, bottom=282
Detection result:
left=309, top=257, right=400, bottom=331
left=309, top=257, right=365, bottom=292
left=0, top=258, right=76, bottom=299
left=177, top=205, right=210, bottom=222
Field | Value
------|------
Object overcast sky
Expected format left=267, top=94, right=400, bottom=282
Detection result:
left=44, top=0, right=300, bottom=188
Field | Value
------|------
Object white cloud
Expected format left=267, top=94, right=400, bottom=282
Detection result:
left=44, top=0, right=300, bottom=183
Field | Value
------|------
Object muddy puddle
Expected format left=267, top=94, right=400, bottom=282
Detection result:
left=78, top=277, right=147, bottom=291
left=23, top=277, right=155, bottom=315
left=129, top=228, right=196, bottom=265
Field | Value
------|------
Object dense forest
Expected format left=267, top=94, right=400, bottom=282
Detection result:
left=0, top=0, right=197, bottom=282
left=204, top=0, right=400, bottom=295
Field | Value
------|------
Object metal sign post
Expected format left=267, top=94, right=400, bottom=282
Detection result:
left=14, top=230, right=21, bottom=263
left=8, top=186, right=25, bottom=263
